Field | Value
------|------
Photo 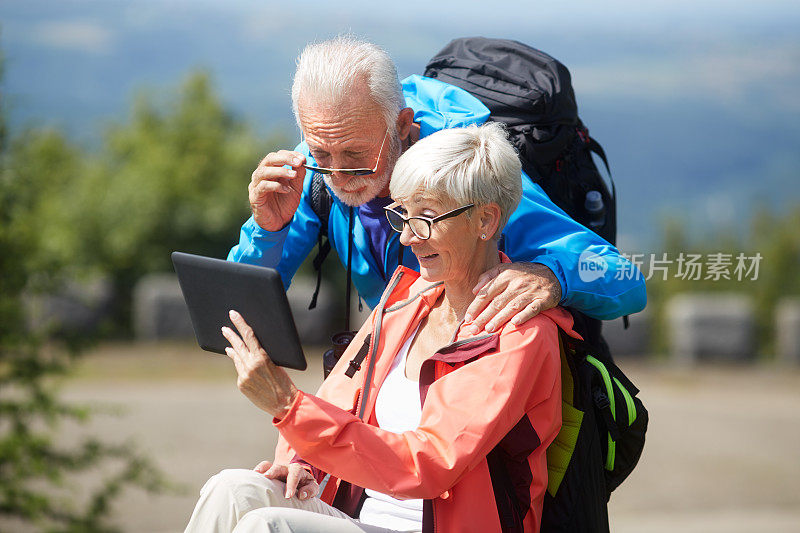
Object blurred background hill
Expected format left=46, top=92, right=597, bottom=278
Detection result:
left=2, top=0, right=799, bottom=249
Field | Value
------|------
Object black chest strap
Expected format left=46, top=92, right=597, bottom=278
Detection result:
left=345, top=334, right=372, bottom=378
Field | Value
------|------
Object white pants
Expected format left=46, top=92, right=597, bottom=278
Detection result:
left=184, top=469, right=419, bottom=533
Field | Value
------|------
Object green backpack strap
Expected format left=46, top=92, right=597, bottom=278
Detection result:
left=586, top=356, right=617, bottom=471
left=586, top=355, right=638, bottom=472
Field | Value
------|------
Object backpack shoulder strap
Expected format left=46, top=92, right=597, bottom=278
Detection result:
left=586, top=136, right=611, bottom=177
left=309, top=173, right=333, bottom=310
left=310, top=172, right=333, bottom=236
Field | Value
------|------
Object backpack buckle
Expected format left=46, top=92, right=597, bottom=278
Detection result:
left=593, top=388, right=610, bottom=410
left=593, top=389, right=621, bottom=442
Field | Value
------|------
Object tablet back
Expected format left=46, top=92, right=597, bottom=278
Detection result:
left=171, top=252, right=306, bottom=370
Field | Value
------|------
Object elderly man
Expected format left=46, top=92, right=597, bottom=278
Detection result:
left=228, top=35, right=645, bottom=336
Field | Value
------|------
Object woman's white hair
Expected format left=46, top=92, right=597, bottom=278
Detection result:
left=291, top=35, right=405, bottom=135
left=390, top=122, right=523, bottom=233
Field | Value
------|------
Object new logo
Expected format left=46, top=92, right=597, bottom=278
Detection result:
left=578, top=250, right=608, bottom=282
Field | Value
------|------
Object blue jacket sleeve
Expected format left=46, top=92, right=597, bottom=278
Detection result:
left=503, top=171, right=647, bottom=320
left=402, top=74, right=490, bottom=136
left=227, top=144, right=321, bottom=291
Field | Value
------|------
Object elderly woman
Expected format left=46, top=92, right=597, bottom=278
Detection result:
left=185, top=123, right=581, bottom=533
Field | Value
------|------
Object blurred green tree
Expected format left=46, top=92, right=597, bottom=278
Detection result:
left=0, top=44, right=169, bottom=531
left=646, top=206, right=800, bottom=356
left=58, top=71, right=287, bottom=332
left=747, top=205, right=800, bottom=353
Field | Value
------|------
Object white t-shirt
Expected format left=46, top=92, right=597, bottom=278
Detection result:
left=358, top=328, right=423, bottom=531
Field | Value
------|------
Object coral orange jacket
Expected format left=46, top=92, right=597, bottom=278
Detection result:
left=274, top=263, right=581, bottom=533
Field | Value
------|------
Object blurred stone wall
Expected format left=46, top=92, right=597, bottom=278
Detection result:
left=666, top=293, right=756, bottom=363
left=131, top=274, right=339, bottom=346
left=24, top=275, right=800, bottom=367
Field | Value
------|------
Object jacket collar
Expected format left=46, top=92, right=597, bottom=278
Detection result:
left=383, top=252, right=582, bottom=342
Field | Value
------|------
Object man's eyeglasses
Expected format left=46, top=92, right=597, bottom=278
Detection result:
left=302, top=129, right=389, bottom=177
left=384, top=202, right=475, bottom=240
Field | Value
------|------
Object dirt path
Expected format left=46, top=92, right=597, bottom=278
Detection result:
left=39, top=343, right=800, bottom=532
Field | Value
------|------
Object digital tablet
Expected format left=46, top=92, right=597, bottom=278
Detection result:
left=171, top=252, right=307, bottom=370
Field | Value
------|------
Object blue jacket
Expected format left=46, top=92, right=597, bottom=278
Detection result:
left=229, top=75, right=646, bottom=320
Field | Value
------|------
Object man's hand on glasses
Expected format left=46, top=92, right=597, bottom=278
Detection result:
left=249, top=150, right=307, bottom=232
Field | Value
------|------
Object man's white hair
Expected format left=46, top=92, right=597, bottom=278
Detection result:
left=291, top=35, right=405, bottom=134
left=390, top=122, right=523, bottom=233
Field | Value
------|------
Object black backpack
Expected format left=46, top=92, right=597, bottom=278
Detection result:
left=424, top=36, right=616, bottom=246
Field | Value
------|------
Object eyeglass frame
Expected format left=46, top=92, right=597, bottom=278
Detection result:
left=302, top=129, right=389, bottom=176
left=384, top=202, right=475, bottom=240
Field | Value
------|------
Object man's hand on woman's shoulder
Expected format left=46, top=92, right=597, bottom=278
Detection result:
left=465, top=262, right=561, bottom=334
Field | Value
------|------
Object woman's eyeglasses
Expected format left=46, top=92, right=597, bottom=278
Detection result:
left=302, top=129, right=389, bottom=176
left=384, top=202, right=475, bottom=240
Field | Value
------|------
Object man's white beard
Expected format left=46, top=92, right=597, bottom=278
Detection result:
left=324, top=171, right=391, bottom=207
left=323, top=136, right=400, bottom=207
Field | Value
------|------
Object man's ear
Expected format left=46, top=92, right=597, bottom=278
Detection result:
left=396, top=107, right=415, bottom=141
left=478, top=203, right=503, bottom=240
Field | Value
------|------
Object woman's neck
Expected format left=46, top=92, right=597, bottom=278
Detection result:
left=439, top=244, right=501, bottom=323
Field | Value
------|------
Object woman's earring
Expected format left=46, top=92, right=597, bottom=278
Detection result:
left=481, top=233, right=487, bottom=240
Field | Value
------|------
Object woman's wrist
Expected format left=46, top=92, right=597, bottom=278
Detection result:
left=274, top=386, right=299, bottom=420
